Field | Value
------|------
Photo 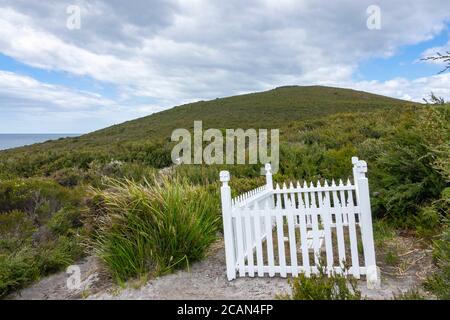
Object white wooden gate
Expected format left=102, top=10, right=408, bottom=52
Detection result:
left=219, top=157, right=380, bottom=288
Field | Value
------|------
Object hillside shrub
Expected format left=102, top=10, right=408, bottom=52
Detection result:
left=0, top=178, right=86, bottom=297
left=0, top=246, right=40, bottom=297
left=424, top=219, right=450, bottom=299
left=368, top=106, right=449, bottom=227
left=0, top=178, right=83, bottom=223
left=280, top=267, right=361, bottom=300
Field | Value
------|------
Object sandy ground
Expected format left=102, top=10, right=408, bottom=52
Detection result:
left=9, top=236, right=434, bottom=300
left=8, top=255, right=110, bottom=300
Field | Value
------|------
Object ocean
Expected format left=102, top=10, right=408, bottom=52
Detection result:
left=0, top=134, right=80, bottom=151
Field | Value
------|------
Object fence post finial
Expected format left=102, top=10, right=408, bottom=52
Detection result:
left=355, top=159, right=367, bottom=178
left=352, top=158, right=379, bottom=289
left=219, top=170, right=236, bottom=280
left=265, top=163, right=273, bottom=190
left=220, top=170, right=230, bottom=185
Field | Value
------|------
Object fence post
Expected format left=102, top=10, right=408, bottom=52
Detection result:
left=220, top=170, right=236, bottom=280
left=353, top=159, right=380, bottom=289
left=265, top=163, right=273, bottom=191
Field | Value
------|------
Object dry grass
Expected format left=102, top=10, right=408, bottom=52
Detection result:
left=377, top=234, right=435, bottom=281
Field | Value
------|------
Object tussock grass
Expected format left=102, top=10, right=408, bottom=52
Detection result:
left=91, top=176, right=220, bottom=283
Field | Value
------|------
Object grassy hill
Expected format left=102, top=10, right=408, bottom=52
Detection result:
left=88, top=85, right=413, bottom=140
left=0, top=86, right=414, bottom=177
left=1, top=85, right=414, bottom=151
left=0, top=86, right=416, bottom=177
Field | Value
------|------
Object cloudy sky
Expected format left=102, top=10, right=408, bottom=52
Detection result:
left=0, top=0, right=449, bottom=133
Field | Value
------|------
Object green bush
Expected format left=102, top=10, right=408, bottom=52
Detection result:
left=51, top=167, right=85, bottom=187
left=384, top=249, right=400, bottom=266
left=0, top=210, right=35, bottom=252
left=371, top=128, right=445, bottom=221
left=230, top=176, right=265, bottom=197
left=0, top=235, right=83, bottom=297
left=424, top=219, right=450, bottom=299
left=46, top=206, right=83, bottom=236
left=37, top=235, right=84, bottom=274
left=410, top=205, right=442, bottom=237
left=280, top=268, right=361, bottom=300
left=91, top=177, right=220, bottom=283
left=393, top=288, right=426, bottom=300
left=0, top=246, right=40, bottom=297
left=174, top=164, right=222, bottom=185
left=372, top=219, right=396, bottom=248
left=369, top=105, right=449, bottom=228
left=0, top=178, right=83, bottom=224
left=0, top=178, right=86, bottom=297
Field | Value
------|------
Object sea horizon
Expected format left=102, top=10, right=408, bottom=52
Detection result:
left=0, top=133, right=81, bottom=151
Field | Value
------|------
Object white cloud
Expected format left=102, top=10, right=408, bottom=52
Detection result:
left=0, top=1, right=449, bottom=132
left=351, top=73, right=450, bottom=102
left=0, top=71, right=114, bottom=110
left=0, top=71, right=164, bottom=133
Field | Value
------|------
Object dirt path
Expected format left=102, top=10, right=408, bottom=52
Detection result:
left=88, top=243, right=291, bottom=300
left=8, top=255, right=111, bottom=300
left=10, top=237, right=433, bottom=300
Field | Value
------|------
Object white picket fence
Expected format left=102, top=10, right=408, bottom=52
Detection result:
left=219, top=157, right=380, bottom=288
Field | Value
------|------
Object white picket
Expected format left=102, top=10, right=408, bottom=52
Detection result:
left=253, top=204, right=264, bottom=277
left=244, top=209, right=254, bottom=277
left=339, top=181, right=349, bottom=225
left=299, top=205, right=310, bottom=276
left=276, top=191, right=287, bottom=277
left=220, top=158, right=378, bottom=288
left=264, top=200, right=275, bottom=277
left=285, top=193, right=298, bottom=275
left=304, top=184, right=311, bottom=225
left=321, top=183, right=334, bottom=274
left=296, top=181, right=304, bottom=224
left=347, top=188, right=360, bottom=278
left=235, top=207, right=245, bottom=276
left=310, top=187, right=321, bottom=266
left=332, top=183, right=346, bottom=268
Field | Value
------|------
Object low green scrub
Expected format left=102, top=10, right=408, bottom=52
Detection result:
left=0, top=246, right=39, bottom=296
left=0, top=178, right=85, bottom=297
left=384, top=248, right=400, bottom=266
left=0, top=235, right=83, bottom=297
left=366, top=106, right=449, bottom=225
left=0, top=178, right=84, bottom=223
left=173, top=163, right=263, bottom=186
left=424, top=219, right=450, bottom=299
left=50, top=160, right=159, bottom=188
left=280, top=268, right=361, bottom=300
left=393, top=288, right=426, bottom=300
left=90, top=177, right=220, bottom=283
left=372, top=219, right=396, bottom=248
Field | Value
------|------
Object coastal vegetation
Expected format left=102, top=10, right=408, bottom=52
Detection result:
left=0, top=86, right=448, bottom=299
